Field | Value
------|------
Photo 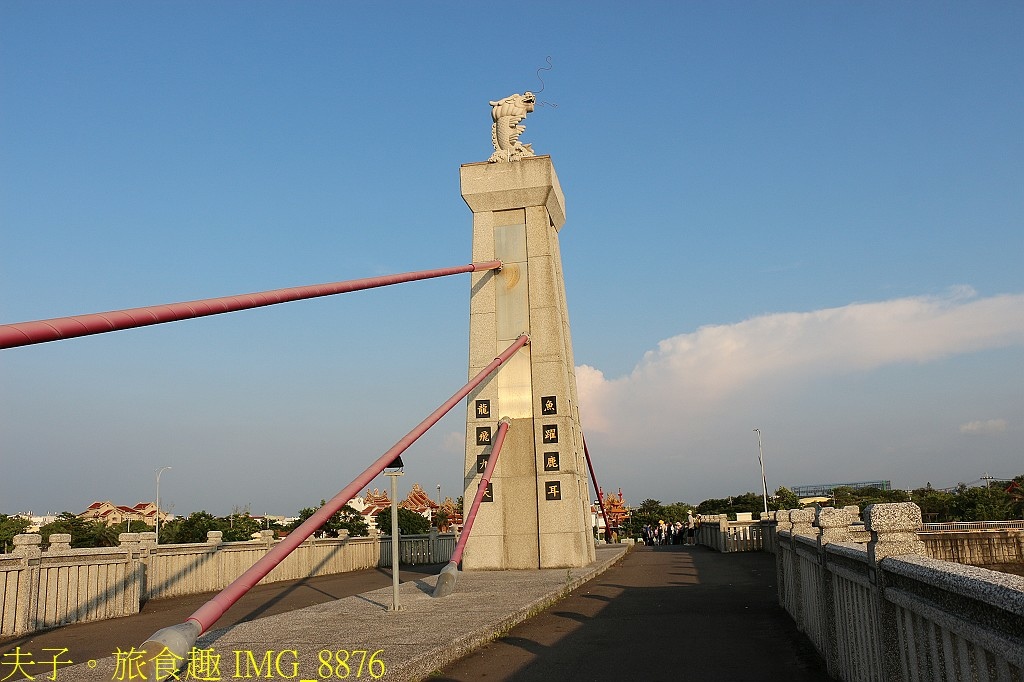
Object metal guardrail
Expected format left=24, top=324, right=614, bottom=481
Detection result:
left=920, top=520, right=1024, bottom=531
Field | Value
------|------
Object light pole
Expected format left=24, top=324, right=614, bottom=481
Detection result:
left=384, top=457, right=405, bottom=612
left=155, top=466, right=172, bottom=544
left=753, top=429, right=769, bottom=515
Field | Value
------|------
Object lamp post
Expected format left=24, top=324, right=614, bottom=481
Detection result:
left=155, top=466, right=172, bottom=544
left=384, top=457, right=405, bottom=612
left=753, top=429, right=768, bottom=515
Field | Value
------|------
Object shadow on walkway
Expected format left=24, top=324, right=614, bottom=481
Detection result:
left=435, top=545, right=831, bottom=682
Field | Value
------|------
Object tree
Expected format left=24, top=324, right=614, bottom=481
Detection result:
left=911, top=487, right=955, bottom=522
left=108, top=519, right=155, bottom=536
left=0, top=514, right=31, bottom=553
left=625, top=498, right=665, bottom=536
left=160, top=511, right=219, bottom=544
left=432, top=508, right=451, bottom=532
left=288, top=501, right=368, bottom=538
left=773, top=486, right=801, bottom=511
left=375, top=507, right=430, bottom=536
left=222, top=513, right=263, bottom=542
left=662, top=503, right=691, bottom=525
left=38, top=512, right=108, bottom=548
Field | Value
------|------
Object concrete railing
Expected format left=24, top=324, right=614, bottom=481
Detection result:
left=776, top=503, right=1024, bottom=682
left=378, top=530, right=456, bottom=567
left=0, top=528, right=455, bottom=636
left=695, top=515, right=765, bottom=552
left=0, top=533, right=141, bottom=636
left=918, top=527, right=1023, bottom=572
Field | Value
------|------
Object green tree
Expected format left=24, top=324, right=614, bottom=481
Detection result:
left=0, top=514, right=31, bottom=553
left=222, top=513, right=264, bottom=542
left=911, top=486, right=955, bottom=522
left=662, top=502, right=691, bottom=525
left=109, top=519, right=155, bottom=537
left=288, top=501, right=368, bottom=538
left=375, top=507, right=430, bottom=535
left=38, top=512, right=108, bottom=548
left=950, top=485, right=1013, bottom=522
left=772, top=486, right=801, bottom=511
left=432, top=508, right=451, bottom=531
left=161, top=511, right=219, bottom=544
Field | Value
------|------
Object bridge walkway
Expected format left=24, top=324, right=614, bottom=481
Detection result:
left=4, top=545, right=830, bottom=681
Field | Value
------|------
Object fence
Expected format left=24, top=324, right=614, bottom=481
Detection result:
left=695, top=515, right=765, bottom=552
left=0, top=529, right=454, bottom=637
left=775, top=504, right=1024, bottom=682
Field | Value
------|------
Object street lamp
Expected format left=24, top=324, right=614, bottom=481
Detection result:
left=384, top=456, right=405, bottom=612
left=753, top=429, right=769, bottom=516
left=155, top=466, right=172, bottom=544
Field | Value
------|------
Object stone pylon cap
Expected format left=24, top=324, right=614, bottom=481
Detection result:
left=460, top=156, right=565, bottom=230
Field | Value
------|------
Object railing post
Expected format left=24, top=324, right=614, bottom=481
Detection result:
left=12, top=534, right=42, bottom=635
left=815, top=507, right=853, bottom=678
left=46, top=534, right=71, bottom=552
left=207, top=531, right=223, bottom=591
left=775, top=510, right=794, bottom=608
left=118, top=533, right=144, bottom=614
left=865, top=502, right=927, bottom=682
left=138, top=532, right=156, bottom=602
left=428, top=528, right=438, bottom=563
left=788, top=508, right=816, bottom=632
left=759, top=511, right=771, bottom=553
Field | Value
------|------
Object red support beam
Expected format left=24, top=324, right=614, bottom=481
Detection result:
left=432, top=417, right=510, bottom=598
left=0, top=260, right=502, bottom=350
left=451, top=417, right=510, bottom=566
left=139, top=332, right=530, bottom=672
left=584, top=436, right=612, bottom=539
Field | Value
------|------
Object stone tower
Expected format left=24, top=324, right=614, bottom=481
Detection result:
left=460, top=153, right=595, bottom=570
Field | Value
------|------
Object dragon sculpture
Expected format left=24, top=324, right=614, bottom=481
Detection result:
left=488, top=92, right=536, bottom=163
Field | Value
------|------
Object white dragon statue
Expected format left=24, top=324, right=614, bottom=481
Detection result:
left=488, top=92, right=536, bottom=163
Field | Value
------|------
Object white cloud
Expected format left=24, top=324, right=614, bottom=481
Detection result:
left=574, top=289, right=1024, bottom=502
left=578, top=288, right=1024, bottom=435
left=959, top=419, right=1009, bottom=435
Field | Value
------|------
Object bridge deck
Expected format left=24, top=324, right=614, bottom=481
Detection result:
left=4, top=545, right=830, bottom=681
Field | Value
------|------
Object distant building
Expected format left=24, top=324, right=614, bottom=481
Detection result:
left=14, top=513, right=58, bottom=533
left=790, top=481, right=892, bottom=498
left=592, top=488, right=630, bottom=536
left=399, top=483, right=439, bottom=519
left=79, top=501, right=172, bottom=527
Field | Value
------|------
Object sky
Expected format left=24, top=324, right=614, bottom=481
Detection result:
left=1, top=2, right=1021, bottom=518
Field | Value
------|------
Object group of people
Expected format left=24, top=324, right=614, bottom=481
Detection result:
left=641, top=514, right=698, bottom=546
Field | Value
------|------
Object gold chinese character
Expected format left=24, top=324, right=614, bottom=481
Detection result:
left=185, top=647, right=221, bottom=681
left=112, top=647, right=147, bottom=681
left=41, top=648, right=73, bottom=681
left=152, top=646, right=185, bottom=680
left=1, top=646, right=36, bottom=681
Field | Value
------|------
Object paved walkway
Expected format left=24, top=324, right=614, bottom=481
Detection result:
left=3, top=545, right=830, bottom=682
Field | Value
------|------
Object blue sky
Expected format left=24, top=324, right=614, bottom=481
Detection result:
left=2, top=2, right=1021, bottom=517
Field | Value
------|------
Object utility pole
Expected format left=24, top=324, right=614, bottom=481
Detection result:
left=754, top=429, right=769, bottom=515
